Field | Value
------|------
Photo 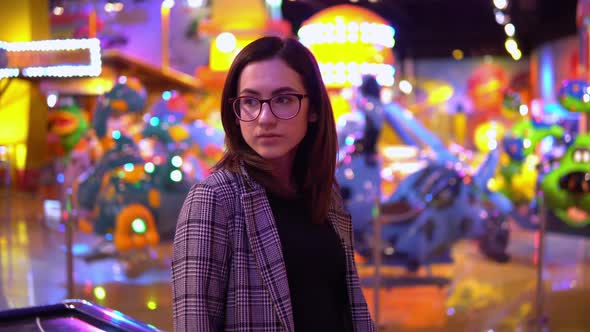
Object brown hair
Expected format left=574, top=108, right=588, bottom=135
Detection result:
left=214, top=36, right=338, bottom=224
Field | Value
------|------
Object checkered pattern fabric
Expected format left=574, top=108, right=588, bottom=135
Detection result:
left=172, top=165, right=375, bottom=332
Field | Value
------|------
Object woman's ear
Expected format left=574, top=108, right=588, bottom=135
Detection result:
left=308, top=112, right=318, bottom=122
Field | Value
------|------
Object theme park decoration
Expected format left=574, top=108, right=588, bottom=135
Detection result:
left=76, top=131, right=198, bottom=253
left=336, top=87, right=509, bottom=271
left=91, top=77, right=147, bottom=163
left=47, top=104, right=89, bottom=156
left=50, top=8, right=105, bottom=40
left=474, top=121, right=505, bottom=152
left=376, top=152, right=510, bottom=270
left=407, top=79, right=455, bottom=115
left=495, top=120, right=565, bottom=204
left=93, top=77, right=147, bottom=140
left=75, top=79, right=223, bottom=256
left=467, top=63, right=508, bottom=118
left=542, top=134, right=590, bottom=228
left=557, top=79, right=590, bottom=113
left=141, top=92, right=224, bottom=172
left=41, top=100, right=94, bottom=198
left=297, top=4, right=395, bottom=88
left=501, top=89, right=525, bottom=119
left=0, top=38, right=101, bottom=79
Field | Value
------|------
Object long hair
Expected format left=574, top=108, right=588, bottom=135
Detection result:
left=214, top=36, right=338, bottom=224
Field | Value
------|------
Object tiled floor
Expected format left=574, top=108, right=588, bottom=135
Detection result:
left=2, top=189, right=590, bottom=331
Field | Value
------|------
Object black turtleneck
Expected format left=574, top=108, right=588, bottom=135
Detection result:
left=267, top=191, right=353, bottom=332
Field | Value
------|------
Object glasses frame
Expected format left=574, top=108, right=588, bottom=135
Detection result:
left=229, top=93, right=308, bottom=122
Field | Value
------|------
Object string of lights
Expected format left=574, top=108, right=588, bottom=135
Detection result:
left=0, top=38, right=102, bottom=78
left=492, top=0, right=522, bottom=60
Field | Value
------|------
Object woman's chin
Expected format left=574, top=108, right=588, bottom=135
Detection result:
left=255, top=146, right=296, bottom=164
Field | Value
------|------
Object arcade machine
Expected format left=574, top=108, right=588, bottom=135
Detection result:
left=0, top=299, right=161, bottom=332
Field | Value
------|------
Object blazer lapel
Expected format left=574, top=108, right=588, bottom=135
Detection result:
left=327, top=197, right=353, bottom=249
left=327, top=197, right=364, bottom=324
left=241, top=186, right=295, bottom=332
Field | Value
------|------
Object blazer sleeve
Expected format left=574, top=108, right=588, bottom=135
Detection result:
left=172, top=182, right=231, bottom=332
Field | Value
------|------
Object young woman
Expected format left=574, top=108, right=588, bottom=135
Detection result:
left=172, top=36, right=375, bottom=332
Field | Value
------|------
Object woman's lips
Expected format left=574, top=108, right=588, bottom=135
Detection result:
left=256, top=134, right=281, bottom=143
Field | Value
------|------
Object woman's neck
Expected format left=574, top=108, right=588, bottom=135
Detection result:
left=268, top=154, right=297, bottom=195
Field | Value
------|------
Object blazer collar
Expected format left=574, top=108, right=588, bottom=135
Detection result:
left=327, top=197, right=354, bottom=248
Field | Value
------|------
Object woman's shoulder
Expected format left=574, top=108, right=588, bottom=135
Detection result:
left=185, top=169, right=240, bottom=213
left=199, top=168, right=240, bottom=188
left=192, top=168, right=240, bottom=192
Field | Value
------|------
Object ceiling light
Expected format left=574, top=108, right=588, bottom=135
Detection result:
left=504, top=23, right=515, bottom=37
left=493, top=0, right=508, bottom=10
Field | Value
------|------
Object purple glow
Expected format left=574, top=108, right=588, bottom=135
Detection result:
left=41, top=317, right=104, bottom=332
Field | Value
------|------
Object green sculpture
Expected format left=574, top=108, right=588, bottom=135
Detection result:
left=542, top=134, right=590, bottom=227
left=48, top=104, right=89, bottom=156
left=498, top=120, right=564, bottom=203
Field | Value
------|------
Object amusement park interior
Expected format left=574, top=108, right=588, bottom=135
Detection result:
left=2, top=0, right=590, bottom=331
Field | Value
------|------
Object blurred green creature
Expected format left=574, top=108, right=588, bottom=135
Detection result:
left=47, top=104, right=89, bottom=156
left=542, top=134, right=590, bottom=227
left=496, top=120, right=564, bottom=203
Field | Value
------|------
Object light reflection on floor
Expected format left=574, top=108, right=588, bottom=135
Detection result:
left=2, top=191, right=590, bottom=332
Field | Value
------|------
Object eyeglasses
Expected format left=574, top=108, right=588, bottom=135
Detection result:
left=230, top=93, right=308, bottom=122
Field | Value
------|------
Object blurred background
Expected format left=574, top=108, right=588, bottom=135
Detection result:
left=1, top=0, right=590, bottom=331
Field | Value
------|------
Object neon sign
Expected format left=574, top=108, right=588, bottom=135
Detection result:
left=298, top=20, right=395, bottom=48
left=0, top=38, right=101, bottom=79
left=296, top=5, right=396, bottom=88
left=319, top=62, right=395, bottom=87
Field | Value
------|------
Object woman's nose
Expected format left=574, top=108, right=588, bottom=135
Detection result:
left=257, top=102, right=276, bottom=124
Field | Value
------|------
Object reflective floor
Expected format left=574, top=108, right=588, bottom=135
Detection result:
left=2, top=190, right=590, bottom=332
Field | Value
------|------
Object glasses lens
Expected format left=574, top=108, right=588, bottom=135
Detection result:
left=270, top=94, right=301, bottom=119
left=234, top=97, right=260, bottom=121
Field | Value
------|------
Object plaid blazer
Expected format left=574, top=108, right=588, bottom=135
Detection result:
left=172, top=164, right=375, bottom=332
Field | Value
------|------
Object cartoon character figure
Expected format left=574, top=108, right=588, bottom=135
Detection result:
left=498, top=120, right=565, bottom=204
left=141, top=93, right=225, bottom=176
left=41, top=102, right=95, bottom=196
left=74, top=85, right=213, bottom=259
left=47, top=103, right=89, bottom=156
left=542, top=134, right=590, bottom=227
left=336, top=82, right=509, bottom=271
left=93, top=77, right=147, bottom=152
left=371, top=151, right=510, bottom=271
left=558, top=79, right=590, bottom=114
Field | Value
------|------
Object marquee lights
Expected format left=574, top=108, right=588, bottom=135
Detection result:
left=491, top=0, right=521, bottom=60
left=297, top=5, right=396, bottom=88
left=318, top=62, right=395, bottom=87
left=0, top=38, right=102, bottom=78
left=298, top=21, right=395, bottom=48
left=0, top=68, right=19, bottom=78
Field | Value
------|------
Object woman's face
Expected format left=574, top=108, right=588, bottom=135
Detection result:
left=237, top=57, right=312, bottom=168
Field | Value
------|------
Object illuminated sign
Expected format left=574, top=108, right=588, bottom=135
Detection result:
left=0, top=38, right=101, bottom=79
left=319, top=62, right=395, bottom=87
left=297, top=5, right=396, bottom=88
left=298, top=21, right=395, bottom=48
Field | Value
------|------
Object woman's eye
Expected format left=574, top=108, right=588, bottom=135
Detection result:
left=243, top=98, right=258, bottom=106
left=275, top=95, right=295, bottom=104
